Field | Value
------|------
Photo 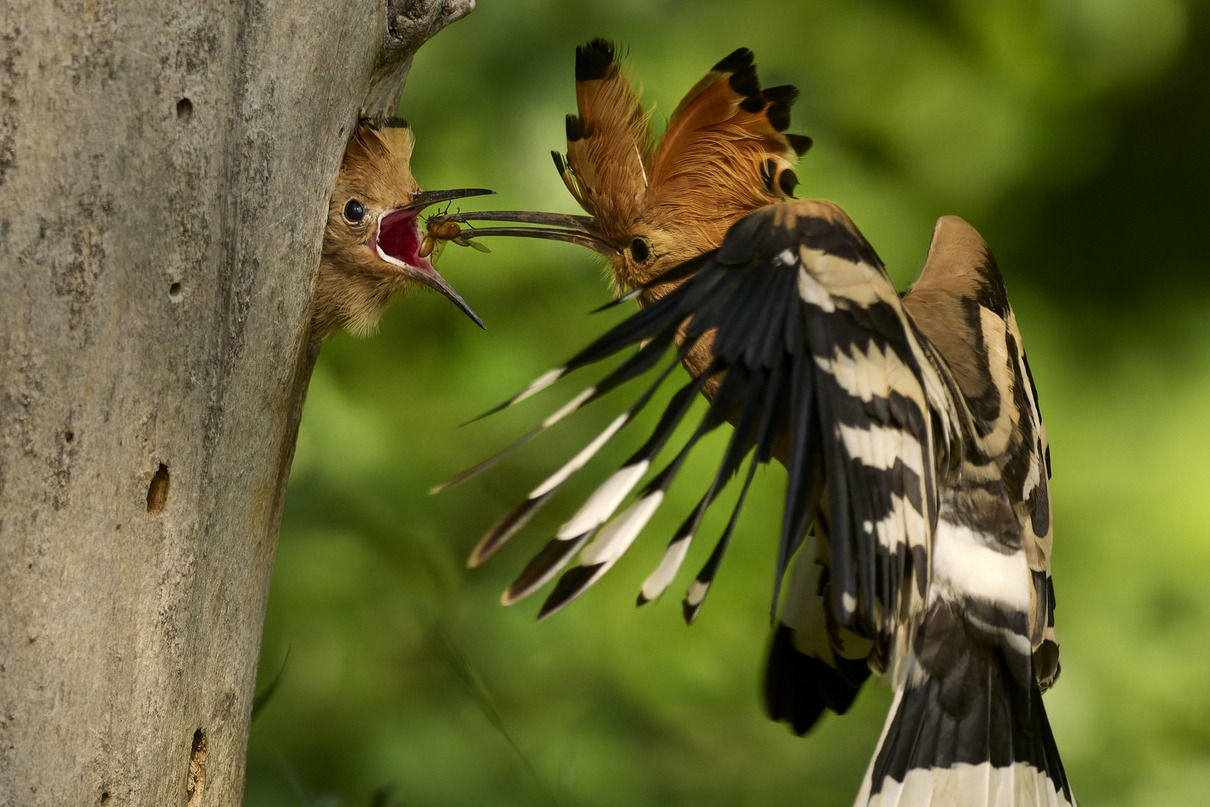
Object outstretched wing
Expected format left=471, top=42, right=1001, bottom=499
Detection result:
left=446, top=200, right=962, bottom=661
left=765, top=213, right=1062, bottom=736
left=850, top=216, right=1072, bottom=806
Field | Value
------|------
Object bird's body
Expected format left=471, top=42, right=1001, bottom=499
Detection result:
left=439, top=41, right=1074, bottom=806
left=311, top=117, right=491, bottom=341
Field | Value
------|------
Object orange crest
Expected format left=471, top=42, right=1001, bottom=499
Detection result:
left=553, top=40, right=812, bottom=282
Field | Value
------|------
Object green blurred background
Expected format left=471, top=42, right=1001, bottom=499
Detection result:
left=245, top=1, right=1210, bottom=804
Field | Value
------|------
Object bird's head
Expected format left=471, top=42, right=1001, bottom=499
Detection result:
left=427, top=40, right=810, bottom=300
left=312, top=118, right=493, bottom=341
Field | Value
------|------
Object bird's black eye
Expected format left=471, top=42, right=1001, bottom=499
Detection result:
left=343, top=199, right=366, bottom=223
left=629, top=237, right=650, bottom=263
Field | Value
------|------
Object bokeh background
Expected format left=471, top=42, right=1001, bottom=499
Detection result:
left=245, top=1, right=1210, bottom=804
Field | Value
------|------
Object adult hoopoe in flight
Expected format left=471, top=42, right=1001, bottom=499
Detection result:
left=437, top=40, right=1075, bottom=806
left=310, top=117, right=492, bottom=342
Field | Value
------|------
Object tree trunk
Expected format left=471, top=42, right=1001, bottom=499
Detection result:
left=0, top=1, right=472, bottom=804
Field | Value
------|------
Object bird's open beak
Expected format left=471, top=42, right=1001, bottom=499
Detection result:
left=424, top=209, right=621, bottom=259
left=375, top=188, right=495, bottom=329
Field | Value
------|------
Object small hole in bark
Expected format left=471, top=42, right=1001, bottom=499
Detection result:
left=186, top=728, right=206, bottom=807
left=169, top=283, right=183, bottom=302
left=177, top=98, right=193, bottom=122
left=147, top=463, right=169, bottom=516
left=64, top=430, right=74, bottom=442
left=99, top=791, right=110, bottom=805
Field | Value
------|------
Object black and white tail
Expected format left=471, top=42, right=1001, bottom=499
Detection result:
left=858, top=599, right=1073, bottom=806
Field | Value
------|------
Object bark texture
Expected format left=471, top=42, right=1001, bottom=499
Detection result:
left=0, top=1, right=473, bottom=804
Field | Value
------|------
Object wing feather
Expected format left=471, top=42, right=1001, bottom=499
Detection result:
left=452, top=198, right=1071, bottom=798
left=458, top=200, right=950, bottom=650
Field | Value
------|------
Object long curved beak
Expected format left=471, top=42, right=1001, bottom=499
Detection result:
left=426, top=210, right=621, bottom=258
left=409, top=264, right=485, bottom=329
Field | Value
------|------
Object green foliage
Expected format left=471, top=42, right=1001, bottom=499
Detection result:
left=246, top=2, right=1210, bottom=804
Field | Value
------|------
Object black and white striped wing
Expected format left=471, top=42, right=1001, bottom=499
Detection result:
left=851, top=215, right=1074, bottom=806
left=445, top=200, right=958, bottom=655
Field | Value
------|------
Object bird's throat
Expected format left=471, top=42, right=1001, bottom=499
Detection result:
left=375, top=208, right=426, bottom=272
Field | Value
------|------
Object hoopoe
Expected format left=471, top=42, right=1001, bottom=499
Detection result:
left=438, top=40, right=1075, bottom=806
left=311, top=117, right=492, bottom=341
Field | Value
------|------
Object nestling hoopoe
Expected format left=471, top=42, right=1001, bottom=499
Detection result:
left=437, top=41, right=1075, bottom=806
left=311, top=117, right=492, bottom=341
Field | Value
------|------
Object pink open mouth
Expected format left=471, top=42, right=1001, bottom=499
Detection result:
left=364, top=187, right=494, bottom=329
left=375, top=208, right=430, bottom=273
left=369, top=205, right=485, bottom=329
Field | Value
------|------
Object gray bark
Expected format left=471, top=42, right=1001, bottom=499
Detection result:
left=0, top=1, right=473, bottom=804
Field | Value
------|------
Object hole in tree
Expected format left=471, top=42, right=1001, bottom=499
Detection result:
left=169, top=283, right=183, bottom=302
left=99, top=791, right=110, bottom=805
left=186, top=728, right=207, bottom=807
left=176, top=98, right=193, bottom=122
left=146, top=463, right=169, bottom=516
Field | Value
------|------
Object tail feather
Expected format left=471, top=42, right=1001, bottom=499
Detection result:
left=856, top=602, right=1074, bottom=806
